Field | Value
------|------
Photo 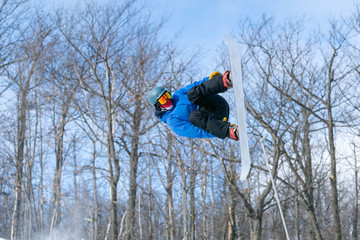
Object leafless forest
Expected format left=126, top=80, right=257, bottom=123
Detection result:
left=1, top=0, right=360, bottom=239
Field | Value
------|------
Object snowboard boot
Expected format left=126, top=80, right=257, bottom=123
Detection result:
left=222, top=70, right=233, bottom=88
left=228, top=124, right=239, bottom=141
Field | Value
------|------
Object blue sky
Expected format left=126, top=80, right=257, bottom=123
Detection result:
left=42, top=0, right=357, bottom=74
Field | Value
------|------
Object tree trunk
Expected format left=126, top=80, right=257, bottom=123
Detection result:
left=210, top=158, right=215, bottom=240
left=182, top=182, right=189, bottom=240
left=107, top=128, right=119, bottom=240
left=11, top=73, right=31, bottom=240
left=294, top=180, right=300, bottom=240
left=124, top=102, right=141, bottom=240
left=124, top=153, right=139, bottom=240
left=138, top=190, right=143, bottom=240
left=250, top=211, right=262, bottom=240
left=177, top=153, right=188, bottom=240
left=165, top=133, right=175, bottom=240
left=189, top=146, right=196, bottom=240
left=226, top=196, right=236, bottom=240
left=50, top=112, right=67, bottom=232
left=104, top=73, right=121, bottom=240
left=226, top=164, right=237, bottom=240
left=201, top=156, right=208, bottom=240
left=91, top=140, right=98, bottom=240
left=38, top=108, right=45, bottom=240
left=147, top=156, right=154, bottom=240
left=328, top=120, right=341, bottom=240
left=303, top=110, right=323, bottom=240
left=327, top=65, right=342, bottom=240
left=352, top=143, right=359, bottom=240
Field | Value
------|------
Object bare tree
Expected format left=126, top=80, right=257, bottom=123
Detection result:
left=189, top=140, right=197, bottom=240
left=174, top=137, right=190, bottom=240
left=4, top=1, right=360, bottom=240
left=119, top=20, right=171, bottom=240
left=56, top=2, right=136, bottom=238
left=41, top=27, right=81, bottom=233
left=8, top=12, right=52, bottom=239
left=200, top=152, right=210, bottom=240
left=351, top=143, right=359, bottom=240
left=0, top=0, right=29, bottom=99
left=56, top=1, right=174, bottom=239
left=233, top=14, right=360, bottom=239
left=0, top=0, right=27, bottom=67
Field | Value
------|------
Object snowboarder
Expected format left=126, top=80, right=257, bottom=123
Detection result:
left=147, top=71, right=239, bottom=141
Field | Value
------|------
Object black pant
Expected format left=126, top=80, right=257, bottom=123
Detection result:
left=187, top=75, right=230, bottom=139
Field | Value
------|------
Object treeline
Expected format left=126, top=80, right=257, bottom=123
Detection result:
left=1, top=0, right=360, bottom=240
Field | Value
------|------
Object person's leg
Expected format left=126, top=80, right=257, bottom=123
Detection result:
left=189, top=109, right=230, bottom=139
left=189, top=95, right=230, bottom=139
left=187, top=74, right=227, bottom=106
left=201, top=94, right=229, bottom=121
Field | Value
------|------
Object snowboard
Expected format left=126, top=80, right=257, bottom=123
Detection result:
left=225, top=35, right=251, bottom=180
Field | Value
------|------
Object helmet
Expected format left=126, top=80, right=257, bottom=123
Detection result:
left=148, top=86, right=167, bottom=105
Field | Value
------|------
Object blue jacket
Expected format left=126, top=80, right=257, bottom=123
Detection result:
left=155, top=77, right=215, bottom=138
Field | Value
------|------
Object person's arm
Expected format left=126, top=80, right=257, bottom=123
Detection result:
left=167, top=115, right=215, bottom=139
left=177, top=76, right=210, bottom=94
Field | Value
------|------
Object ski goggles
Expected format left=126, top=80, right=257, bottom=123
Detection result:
left=157, top=91, right=172, bottom=105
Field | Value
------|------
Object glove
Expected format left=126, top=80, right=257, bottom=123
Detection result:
left=209, top=71, right=222, bottom=80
